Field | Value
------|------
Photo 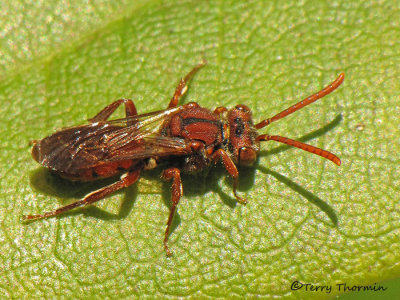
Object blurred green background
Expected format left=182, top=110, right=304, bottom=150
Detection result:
left=0, top=1, right=399, bottom=299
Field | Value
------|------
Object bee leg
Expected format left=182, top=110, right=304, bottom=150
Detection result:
left=88, top=99, right=138, bottom=126
left=161, top=167, right=183, bottom=256
left=168, top=60, right=207, bottom=108
left=22, top=169, right=141, bottom=221
left=211, top=149, right=247, bottom=204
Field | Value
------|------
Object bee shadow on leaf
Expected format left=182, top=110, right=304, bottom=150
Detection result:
left=148, top=115, right=342, bottom=235
left=29, top=168, right=138, bottom=220
left=257, top=166, right=338, bottom=226
left=158, top=162, right=258, bottom=237
left=256, top=114, right=342, bottom=226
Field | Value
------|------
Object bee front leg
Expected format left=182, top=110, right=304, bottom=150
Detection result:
left=211, top=149, right=247, bottom=204
left=89, top=99, right=138, bottom=126
left=161, top=167, right=183, bottom=256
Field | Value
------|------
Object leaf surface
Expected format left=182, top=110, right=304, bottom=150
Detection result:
left=0, top=0, right=399, bottom=298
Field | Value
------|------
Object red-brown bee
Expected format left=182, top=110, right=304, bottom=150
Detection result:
left=24, top=62, right=344, bottom=256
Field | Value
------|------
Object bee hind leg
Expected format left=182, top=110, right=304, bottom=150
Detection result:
left=168, top=60, right=207, bottom=108
left=22, top=169, right=141, bottom=221
left=89, top=99, right=138, bottom=126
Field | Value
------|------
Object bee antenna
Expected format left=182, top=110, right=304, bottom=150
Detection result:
left=256, top=134, right=341, bottom=166
left=255, top=73, right=344, bottom=129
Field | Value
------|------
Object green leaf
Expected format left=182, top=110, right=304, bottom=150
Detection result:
left=1, top=0, right=399, bottom=298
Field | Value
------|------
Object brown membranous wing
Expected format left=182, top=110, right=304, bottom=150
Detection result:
left=32, top=107, right=190, bottom=175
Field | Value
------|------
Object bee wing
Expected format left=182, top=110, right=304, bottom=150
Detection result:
left=32, top=107, right=187, bottom=175
left=32, top=123, right=123, bottom=175
left=97, top=107, right=183, bottom=153
left=104, top=135, right=191, bottom=162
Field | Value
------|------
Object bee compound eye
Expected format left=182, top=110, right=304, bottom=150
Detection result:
left=235, top=104, right=250, bottom=113
left=238, top=147, right=257, bottom=166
